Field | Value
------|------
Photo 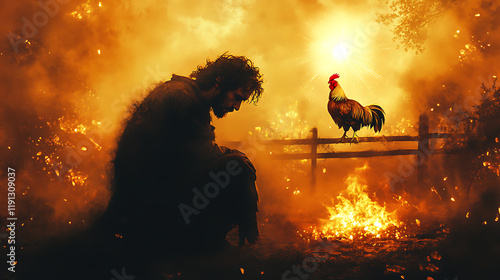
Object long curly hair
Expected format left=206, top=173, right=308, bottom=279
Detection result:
left=190, top=53, right=263, bottom=104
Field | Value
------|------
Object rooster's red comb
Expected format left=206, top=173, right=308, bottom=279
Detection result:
left=329, top=73, right=340, bottom=82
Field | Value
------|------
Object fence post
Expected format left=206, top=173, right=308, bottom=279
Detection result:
left=311, top=127, right=318, bottom=190
left=418, top=113, right=429, bottom=184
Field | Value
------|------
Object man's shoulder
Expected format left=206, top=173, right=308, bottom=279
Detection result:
left=170, top=74, right=197, bottom=87
left=167, top=74, right=199, bottom=97
left=149, top=74, right=200, bottom=105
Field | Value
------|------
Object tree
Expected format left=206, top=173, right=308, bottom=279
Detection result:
left=377, top=0, right=458, bottom=53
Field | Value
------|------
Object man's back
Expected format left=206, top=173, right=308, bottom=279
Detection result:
left=105, top=75, right=222, bottom=251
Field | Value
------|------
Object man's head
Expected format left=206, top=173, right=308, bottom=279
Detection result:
left=191, top=53, right=263, bottom=118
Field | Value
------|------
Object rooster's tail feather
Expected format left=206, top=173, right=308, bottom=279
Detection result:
left=366, top=105, right=385, bottom=132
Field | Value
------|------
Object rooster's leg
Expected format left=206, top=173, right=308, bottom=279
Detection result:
left=337, top=131, right=347, bottom=143
left=350, top=131, right=359, bottom=144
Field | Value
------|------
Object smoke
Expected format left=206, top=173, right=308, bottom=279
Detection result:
left=398, top=0, right=500, bottom=116
left=2, top=0, right=498, bottom=247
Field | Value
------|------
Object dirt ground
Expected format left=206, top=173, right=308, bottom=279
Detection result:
left=147, top=216, right=500, bottom=280
left=6, top=212, right=500, bottom=280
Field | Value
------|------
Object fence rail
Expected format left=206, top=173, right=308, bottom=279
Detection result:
left=225, top=114, right=463, bottom=190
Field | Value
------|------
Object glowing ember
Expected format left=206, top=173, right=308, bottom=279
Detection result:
left=70, top=0, right=96, bottom=20
left=388, top=118, right=414, bottom=135
left=311, top=165, right=401, bottom=240
left=265, top=103, right=310, bottom=140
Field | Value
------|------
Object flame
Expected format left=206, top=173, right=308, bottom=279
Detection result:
left=311, top=164, right=401, bottom=240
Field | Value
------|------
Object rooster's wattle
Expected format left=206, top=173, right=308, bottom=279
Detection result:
left=327, top=73, right=385, bottom=142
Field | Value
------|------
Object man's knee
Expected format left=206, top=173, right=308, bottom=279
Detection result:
left=208, top=156, right=253, bottom=189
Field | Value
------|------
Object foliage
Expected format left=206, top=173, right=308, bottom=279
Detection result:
left=443, top=79, right=500, bottom=193
left=465, top=79, right=500, bottom=145
left=377, top=0, right=457, bottom=53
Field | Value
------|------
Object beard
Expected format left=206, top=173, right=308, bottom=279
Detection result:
left=211, top=91, right=229, bottom=119
left=212, top=107, right=227, bottom=118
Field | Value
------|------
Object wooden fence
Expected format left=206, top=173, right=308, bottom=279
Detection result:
left=226, top=113, right=462, bottom=190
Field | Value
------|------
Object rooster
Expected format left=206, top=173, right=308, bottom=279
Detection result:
left=327, top=73, right=385, bottom=142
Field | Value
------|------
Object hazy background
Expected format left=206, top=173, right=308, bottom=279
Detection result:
left=1, top=0, right=498, bottom=242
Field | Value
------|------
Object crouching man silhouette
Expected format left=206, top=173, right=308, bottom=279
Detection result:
left=104, top=53, right=263, bottom=257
